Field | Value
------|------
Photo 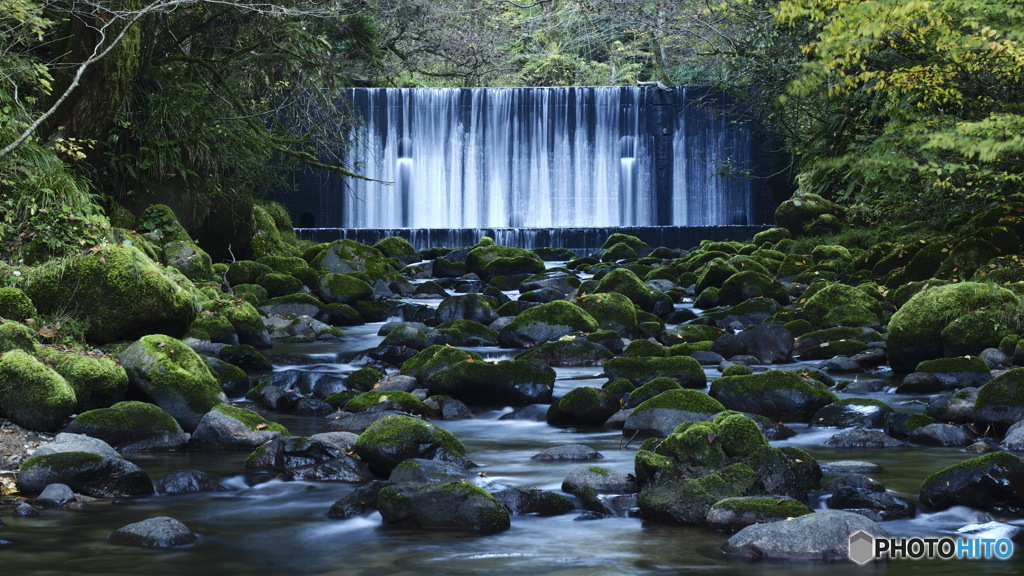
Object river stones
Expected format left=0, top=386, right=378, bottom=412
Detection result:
left=18, top=451, right=154, bottom=498
left=158, top=469, right=226, bottom=495
left=245, top=436, right=374, bottom=482
left=810, top=399, right=891, bottom=429
left=722, top=510, right=887, bottom=561
left=387, top=458, right=473, bottom=485
left=426, top=358, right=554, bottom=406
left=531, top=445, right=603, bottom=461
left=824, top=429, right=907, bottom=448
left=706, top=497, right=813, bottom=532
left=492, top=487, right=575, bottom=516
left=919, top=452, right=1024, bottom=510
left=710, top=370, right=837, bottom=422
left=35, top=483, right=76, bottom=508
left=378, top=482, right=510, bottom=534
left=497, top=300, right=599, bottom=348
left=190, top=405, right=288, bottom=450
left=110, top=516, right=197, bottom=549
left=354, top=414, right=472, bottom=476
left=0, top=350, right=77, bottom=432
left=548, top=386, right=620, bottom=427
left=975, top=367, right=1024, bottom=435
left=827, top=486, right=915, bottom=521
left=623, top=389, right=724, bottom=438
left=64, top=401, right=189, bottom=452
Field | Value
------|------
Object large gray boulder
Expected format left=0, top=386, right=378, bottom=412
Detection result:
left=723, top=510, right=887, bottom=561
left=109, top=516, right=197, bottom=548
left=378, top=482, right=510, bottom=534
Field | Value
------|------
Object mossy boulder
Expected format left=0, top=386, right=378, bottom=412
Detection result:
left=514, top=338, right=613, bottom=367
left=249, top=202, right=301, bottom=259
left=354, top=414, right=471, bottom=476
left=37, top=348, right=127, bottom=413
left=0, top=319, right=37, bottom=353
left=624, top=338, right=669, bottom=358
left=163, top=240, right=213, bottom=281
left=426, top=358, right=555, bottom=406
left=802, top=283, right=884, bottom=329
left=919, top=452, right=1024, bottom=510
left=435, top=293, right=500, bottom=325
left=975, top=368, right=1024, bottom=434
left=753, top=227, right=790, bottom=246
left=258, top=272, right=303, bottom=298
left=638, top=462, right=759, bottom=525
left=63, top=401, right=188, bottom=451
left=118, top=334, right=226, bottom=432
left=345, top=390, right=424, bottom=414
left=25, top=245, right=198, bottom=344
left=604, top=355, right=706, bottom=388
left=694, top=258, right=739, bottom=295
left=318, top=273, right=374, bottom=305
left=465, top=244, right=544, bottom=278
left=718, top=271, right=789, bottom=306
left=497, top=300, right=599, bottom=348
left=226, top=260, right=273, bottom=286
left=373, top=236, right=418, bottom=259
left=601, top=233, right=650, bottom=256
left=594, top=267, right=663, bottom=312
left=936, top=238, right=1001, bottom=280
left=190, top=404, right=289, bottom=450
left=710, top=371, right=838, bottom=422
left=0, top=286, right=36, bottom=321
left=624, top=389, right=725, bottom=437
left=17, top=451, right=154, bottom=498
left=0, top=349, right=76, bottom=431
left=575, top=292, right=638, bottom=334
left=400, top=345, right=484, bottom=385
left=940, top=310, right=1015, bottom=357
left=434, top=319, right=499, bottom=347
left=887, top=282, right=1024, bottom=372
left=550, top=386, right=620, bottom=427
left=798, top=339, right=869, bottom=361
left=311, top=239, right=399, bottom=281
left=601, top=241, right=639, bottom=261
left=378, top=481, right=510, bottom=534
left=245, top=435, right=374, bottom=482
left=774, top=193, right=843, bottom=235
left=256, top=255, right=312, bottom=276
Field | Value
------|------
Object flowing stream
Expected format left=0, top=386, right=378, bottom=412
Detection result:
left=2, top=296, right=1023, bottom=574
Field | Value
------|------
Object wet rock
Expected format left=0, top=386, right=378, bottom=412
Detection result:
left=810, top=400, right=891, bottom=429
left=690, top=351, right=726, bottom=366
left=109, top=516, right=197, bottom=548
left=1000, top=421, right=1024, bottom=450
left=850, top=348, right=888, bottom=369
left=378, top=481, right=510, bottom=534
left=979, top=348, right=1011, bottom=369
left=246, top=436, right=374, bottom=482
left=825, top=474, right=885, bottom=493
left=827, top=486, right=916, bottom=520
left=710, top=370, right=837, bottom=422
left=190, top=404, right=288, bottom=450
left=497, top=300, right=598, bottom=348
left=293, top=397, right=333, bottom=416
left=13, top=502, right=38, bottom=517
left=722, top=510, right=887, bottom=561
left=35, top=483, right=75, bottom=508
left=604, top=356, right=706, bottom=389
left=421, top=396, right=473, bottom=420
left=548, top=387, right=620, bottom=428
left=919, top=452, right=1024, bottom=510
left=711, top=323, right=794, bottom=364
left=493, top=487, right=575, bottom=517
left=895, top=371, right=944, bottom=394
left=322, top=410, right=408, bottom=434
left=18, top=451, right=153, bottom=498
left=434, top=293, right=500, bottom=325
left=515, top=339, right=613, bottom=367
left=562, top=466, right=640, bottom=495
left=622, top=389, right=724, bottom=438
left=258, top=385, right=301, bottom=412
left=837, top=379, right=886, bottom=394
left=158, top=469, right=226, bottom=495
left=388, top=458, right=473, bottom=485
left=706, top=497, right=813, bottom=532
left=426, top=359, right=555, bottom=406
left=819, top=356, right=862, bottom=372
left=824, top=429, right=908, bottom=448
left=354, top=414, right=473, bottom=476
left=328, top=480, right=388, bottom=519
left=926, top=389, right=976, bottom=424
left=975, top=368, right=1024, bottom=435
left=907, top=423, right=974, bottom=447
left=532, top=445, right=603, bottom=461
left=34, top=433, right=122, bottom=460
left=820, top=461, right=884, bottom=476
left=883, top=413, right=936, bottom=440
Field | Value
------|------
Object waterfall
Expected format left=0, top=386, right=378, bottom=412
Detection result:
left=335, top=86, right=764, bottom=229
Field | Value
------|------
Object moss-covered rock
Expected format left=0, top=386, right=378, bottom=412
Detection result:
left=0, top=286, right=37, bottom=321
left=601, top=241, right=639, bottom=261
left=624, top=338, right=669, bottom=358
left=919, top=452, right=1024, bottom=510
left=64, top=401, right=188, bottom=451
left=706, top=496, right=813, bottom=531
left=774, top=193, right=843, bottom=235
left=354, top=414, right=471, bottom=476
left=18, top=451, right=154, bottom=498
left=936, top=238, right=1001, bottom=280
left=0, top=319, right=37, bottom=353
left=514, top=338, right=613, bottom=367
left=38, top=347, right=128, bottom=413
left=258, top=272, right=303, bottom=298
left=311, top=239, right=399, bottom=281
left=975, top=367, right=1024, bottom=434
left=710, top=371, right=837, bottom=422
left=345, top=390, right=424, bottom=414
left=465, top=244, right=545, bottom=278
left=604, top=355, right=706, bottom=388
left=25, top=245, right=198, bottom=344
left=226, top=260, right=273, bottom=286
left=625, top=377, right=683, bottom=408
left=595, top=267, right=663, bottom=312
left=434, top=319, right=500, bottom=347
left=0, top=349, right=76, bottom=431
left=118, top=334, right=226, bottom=432
left=373, top=236, right=417, bottom=259
left=318, top=273, right=374, bottom=305
left=638, top=462, right=759, bottom=525
left=497, top=300, right=599, bottom=348
left=798, top=339, right=869, bottom=361
left=802, top=283, right=884, bottom=329
left=401, top=345, right=484, bottom=385
left=426, top=358, right=555, bottom=406
left=552, top=386, right=620, bottom=427
left=378, top=481, right=510, bottom=534
left=575, top=292, right=638, bottom=334
left=887, top=282, right=1024, bottom=372
left=163, top=240, right=213, bottom=281
left=718, top=271, right=789, bottom=306
left=248, top=202, right=301, bottom=259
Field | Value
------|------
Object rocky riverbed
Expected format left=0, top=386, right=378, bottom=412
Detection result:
left=3, top=199, right=1024, bottom=572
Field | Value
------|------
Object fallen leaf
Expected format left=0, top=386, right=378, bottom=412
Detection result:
left=256, top=423, right=268, bottom=430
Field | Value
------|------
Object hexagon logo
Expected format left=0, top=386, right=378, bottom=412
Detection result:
left=849, top=531, right=875, bottom=565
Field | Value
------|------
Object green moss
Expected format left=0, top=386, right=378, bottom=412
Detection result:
left=24, top=245, right=198, bottom=344
left=783, top=319, right=813, bottom=336
left=632, top=388, right=724, bottom=415
left=575, top=292, right=638, bottom=332
left=710, top=496, right=813, bottom=518
left=355, top=414, right=467, bottom=462
left=318, top=272, right=374, bottom=305
left=604, top=355, right=706, bottom=388
left=694, top=287, right=720, bottom=308
left=213, top=404, right=289, bottom=434
left=694, top=258, right=739, bottom=294
left=796, top=326, right=883, bottom=348
left=721, top=364, right=752, bottom=377
left=37, top=347, right=127, bottom=412
left=602, top=234, right=650, bottom=255
left=311, top=239, right=399, bottom=281
left=920, top=452, right=1024, bottom=495
left=975, top=367, right=1024, bottom=408
left=435, top=319, right=499, bottom=345
left=0, top=287, right=37, bottom=321
left=137, top=204, right=192, bottom=244
left=0, top=349, right=77, bottom=431
left=594, top=267, right=660, bottom=311
left=503, top=300, right=599, bottom=334
left=20, top=451, right=105, bottom=474
left=753, top=227, right=791, bottom=246
left=624, top=339, right=669, bottom=357
left=401, top=345, right=484, bottom=382
left=626, top=377, right=683, bottom=408
left=258, top=272, right=303, bottom=298
left=887, top=282, right=1023, bottom=372
left=71, top=400, right=181, bottom=433
left=463, top=244, right=544, bottom=278
left=710, top=371, right=837, bottom=403
left=712, top=411, right=770, bottom=458
left=776, top=253, right=813, bottom=279
left=667, top=341, right=714, bottom=355
left=226, top=260, right=273, bottom=286
left=802, top=282, right=884, bottom=329
left=602, top=242, right=639, bottom=262
left=0, top=319, right=37, bottom=353
left=345, top=390, right=423, bottom=414
left=602, top=377, right=635, bottom=398
left=249, top=202, right=301, bottom=259
left=810, top=244, right=851, bottom=262
left=232, top=283, right=268, bottom=306
left=798, top=339, right=869, bottom=361
left=346, top=367, right=384, bottom=391
left=916, top=357, right=990, bottom=374
left=718, top=271, right=789, bottom=306
left=587, top=465, right=612, bottom=477
left=132, top=334, right=224, bottom=415
left=373, top=236, right=417, bottom=258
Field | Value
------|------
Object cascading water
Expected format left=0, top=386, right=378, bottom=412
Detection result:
left=335, top=86, right=764, bottom=230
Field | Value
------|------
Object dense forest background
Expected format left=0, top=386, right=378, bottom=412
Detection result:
left=1, top=0, right=1022, bottom=263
